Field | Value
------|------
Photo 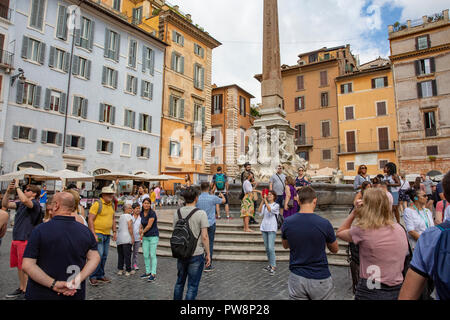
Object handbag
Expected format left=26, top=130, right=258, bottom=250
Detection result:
left=276, top=212, right=284, bottom=230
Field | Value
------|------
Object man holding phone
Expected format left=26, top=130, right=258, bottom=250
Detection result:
left=2, top=180, right=41, bottom=299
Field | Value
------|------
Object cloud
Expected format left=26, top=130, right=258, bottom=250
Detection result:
left=178, top=0, right=448, bottom=103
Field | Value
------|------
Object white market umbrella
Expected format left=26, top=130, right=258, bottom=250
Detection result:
left=155, top=174, right=185, bottom=181
left=0, top=168, right=61, bottom=182
left=134, top=173, right=161, bottom=181
left=52, top=169, right=94, bottom=182
left=94, top=172, right=143, bottom=181
left=405, top=174, right=420, bottom=182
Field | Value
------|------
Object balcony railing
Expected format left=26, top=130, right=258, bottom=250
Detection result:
left=0, top=49, right=14, bottom=67
left=338, top=141, right=396, bottom=154
left=425, top=128, right=437, bottom=137
left=295, top=137, right=313, bottom=146
left=0, top=4, right=12, bottom=21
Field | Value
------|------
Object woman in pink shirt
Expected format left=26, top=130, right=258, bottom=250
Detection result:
left=337, top=188, right=409, bottom=300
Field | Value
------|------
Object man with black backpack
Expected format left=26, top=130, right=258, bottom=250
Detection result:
left=172, top=187, right=210, bottom=300
left=399, top=170, right=450, bottom=300
left=2, top=180, right=41, bottom=299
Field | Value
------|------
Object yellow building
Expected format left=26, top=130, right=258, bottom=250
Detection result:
left=99, top=0, right=221, bottom=191
left=336, top=58, right=398, bottom=178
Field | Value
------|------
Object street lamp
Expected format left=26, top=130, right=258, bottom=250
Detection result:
left=406, top=119, right=411, bottom=129
left=10, top=68, right=25, bottom=86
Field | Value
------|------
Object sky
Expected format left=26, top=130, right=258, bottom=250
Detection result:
left=175, top=0, right=449, bottom=104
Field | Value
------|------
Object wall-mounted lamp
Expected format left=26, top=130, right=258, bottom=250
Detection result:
left=10, top=68, right=26, bottom=86
left=406, top=119, right=411, bottom=129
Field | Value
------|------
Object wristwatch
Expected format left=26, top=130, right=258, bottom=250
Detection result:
left=50, top=279, right=57, bottom=290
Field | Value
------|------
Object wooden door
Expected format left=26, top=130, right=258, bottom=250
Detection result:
left=378, top=127, right=389, bottom=150
left=346, top=131, right=356, bottom=152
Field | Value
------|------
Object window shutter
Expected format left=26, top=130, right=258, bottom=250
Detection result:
left=86, top=60, right=91, bottom=80
left=126, top=75, right=131, bottom=93
left=30, top=0, right=39, bottom=28
left=72, top=55, right=79, bottom=75
left=150, top=49, right=155, bottom=76
left=432, top=80, right=437, bottom=96
left=430, top=58, right=435, bottom=73
left=194, top=65, right=198, bottom=88
left=180, top=35, right=184, bottom=46
left=74, top=28, right=81, bottom=46
left=97, top=140, right=102, bottom=152
left=137, top=146, right=141, bottom=157
left=72, top=96, right=80, bottom=116
left=294, top=97, right=299, bottom=111
left=340, top=84, right=345, bottom=94
left=133, top=77, right=137, bottom=95
left=88, top=21, right=95, bottom=50
left=124, top=110, right=129, bottom=127
left=349, top=83, right=352, bottom=92
left=60, top=93, right=67, bottom=114
left=56, top=133, right=63, bottom=146
left=415, top=37, right=419, bottom=50
left=114, top=33, right=120, bottom=62
left=80, top=137, right=85, bottom=149
left=427, top=35, right=431, bottom=49
left=138, top=114, right=143, bottom=131
left=148, top=116, right=152, bottom=133
left=200, top=67, right=204, bottom=90
left=30, top=129, right=37, bottom=142
left=180, top=99, right=185, bottom=119
left=180, top=56, right=184, bottom=74
left=171, top=52, right=176, bottom=71
left=146, top=148, right=150, bottom=158
left=201, top=107, right=205, bottom=131
left=66, top=135, right=73, bottom=147
left=101, top=66, right=107, bottom=85
left=56, top=5, right=68, bottom=40
left=16, top=82, right=25, bottom=104
left=172, top=31, right=176, bottom=42
left=384, top=76, right=388, bottom=87
left=99, top=103, right=105, bottom=122
left=48, top=46, right=56, bottom=68
left=108, top=141, right=114, bottom=153
left=81, top=98, right=88, bottom=119
left=219, top=94, right=223, bottom=113
left=169, top=95, right=174, bottom=116
left=33, top=86, right=41, bottom=108
left=111, top=106, right=116, bottom=124
left=12, top=126, right=20, bottom=140
left=201, top=47, right=205, bottom=58
left=113, top=70, right=118, bottom=89
left=63, top=52, right=70, bottom=73
left=132, top=111, right=136, bottom=129
left=104, top=29, right=110, bottom=58
left=415, top=60, right=420, bottom=75
left=39, top=42, right=46, bottom=65
left=169, top=141, right=173, bottom=155
left=44, top=88, right=51, bottom=110
left=21, top=36, right=29, bottom=59
left=417, top=83, right=423, bottom=99
left=41, top=130, right=47, bottom=144
left=149, top=83, right=153, bottom=100
left=371, top=79, right=375, bottom=89
left=142, top=46, right=147, bottom=72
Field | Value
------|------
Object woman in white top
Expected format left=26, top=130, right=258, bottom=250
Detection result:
left=403, top=189, right=434, bottom=250
left=131, top=203, right=142, bottom=273
left=383, top=162, right=401, bottom=223
left=398, top=174, right=411, bottom=213
left=240, top=172, right=260, bottom=232
left=134, top=185, right=150, bottom=208
left=257, top=190, right=280, bottom=275
left=116, top=204, right=134, bottom=276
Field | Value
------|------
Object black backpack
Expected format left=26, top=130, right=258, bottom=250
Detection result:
left=170, top=208, right=200, bottom=260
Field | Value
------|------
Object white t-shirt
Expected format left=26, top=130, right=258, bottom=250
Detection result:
left=243, top=180, right=253, bottom=194
left=403, top=207, right=434, bottom=249
left=385, top=175, right=400, bottom=193
left=258, top=202, right=280, bottom=232
left=116, top=213, right=133, bottom=245
left=399, top=179, right=410, bottom=191
left=132, top=215, right=141, bottom=241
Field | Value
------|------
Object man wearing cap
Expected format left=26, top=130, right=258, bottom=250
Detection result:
left=88, top=185, right=117, bottom=286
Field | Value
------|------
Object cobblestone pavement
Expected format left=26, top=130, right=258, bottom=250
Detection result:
left=0, top=230, right=354, bottom=300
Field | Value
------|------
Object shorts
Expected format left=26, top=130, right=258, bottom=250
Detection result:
left=215, top=192, right=229, bottom=205
left=391, top=191, right=399, bottom=206
left=10, top=240, right=28, bottom=270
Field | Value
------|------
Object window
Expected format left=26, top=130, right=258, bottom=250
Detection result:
left=194, top=64, right=205, bottom=90
left=56, top=4, right=68, bottom=40
left=139, top=113, right=152, bottom=132
left=424, top=111, right=437, bottom=137
left=29, top=0, right=46, bottom=31
left=239, top=96, right=246, bottom=116
left=104, top=29, right=120, bottom=62
left=324, top=53, right=330, bottom=60
left=169, top=141, right=181, bottom=157
left=102, top=67, right=118, bottom=89
left=416, top=35, right=430, bottom=50
left=120, top=142, right=131, bottom=157
left=194, top=44, right=204, bottom=58
left=171, top=52, right=184, bottom=73
left=124, top=109, right=135, bottom=128
left=379, top=160, right=388, bottom=169
left=213, top=94, right=223, bottom=114
left=297, top=75, right=304, bottom=90
left=76, top=17, right=94, bottom=50
left=346, top=131, right=356, bottom=153
left=416, top=58, right=435, bottom=75
left=295, top=96, right=305, bottom=111
left=376, top=101, right=387, bottom=116
left=73, top=56, right=91, bottom=79
left=99, top=103, right=115, bottom=124
left=49, top=90, right=61, bottom=112
left=308, top=53, right=317, bottom=63
left=340, top=83, right=352, bottom=94
left=193, top=145, right=202, bottom=161
left=172, top=31, right=184, bottom=46
left=427, top=146, right=438, bottom=156
left=321, top=121, right=331, bottom=137
left=42, top=131, right=59, bottom=145
left=322, top=149, right=332, bottom=160
left=378, top=127, right=389, bottom=150
left=142, top=46, right=155, bottom=74
left=169, top=95, right=184, bottom=119
left=12, top=126, right=36, bottom=142
left=298, top=151, right=309, bottom=161
left=418, top=80, right=437, bottom=98
left=126, top=75, right=137, bottom=95
left=321, top=92, right=329, bottom=107
left=239, top=128, right=246, bottom=154
left=295, top=124, right=306, bottom=145
left=44, top=89, right=66, bottom=113
left=21, top=37, right=45, bottom=64
left=72, top=96, right=87, bottom=118
left=193, top=104, right=205, bottom=134
left=17, top=82, right=41, bottom=107
left=346, top=162, right=355, bottom=171
left=137, top=146, right=150, bottom=159
left=372, top=77, right=388, bottom=89
left=128, top=39, right=137, bottom=68
left=49, top=47, right=68, bottom=72
left=345, top=106, right=354, bottom=120
left=320, top=71, right=328, bottom=86
left=97, top=140, right=113, bottom=153
left=66, top=165, right=79, bottom=171
left=113, top=0, right=121, bottom=11
left=141, top=80, right=153, bottom=99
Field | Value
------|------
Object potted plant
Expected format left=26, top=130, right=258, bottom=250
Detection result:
left=428, top=156, right=437, bottom=161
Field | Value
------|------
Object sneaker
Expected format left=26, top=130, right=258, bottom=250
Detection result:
left=5, top=288, right=23, bottom=298
left=204, top=265, right=215, bottom=272
left=117, top=270, right=124, bottom=276
left=148, top=274, right=156, bottom=282
left=125, top=271, right=131, bottom=277
left=269, top=268, right=276, bottom=276
left=97, top=277, right=111, bottom=283
left=134, top=264, right=140, bottom=271
left=216, top=216, right=222, bottom=220
left=140, top=273, right=151, bottom=279
left=130, top=270, right=136, bottom=275
left=89, top=279, right=99, bottom=286
left=263, top=265, right=271, bottom=272
left=226, top=216, right=233, bottom=220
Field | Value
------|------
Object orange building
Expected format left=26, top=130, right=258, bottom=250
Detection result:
left=210, top=84, right=255, bottom=178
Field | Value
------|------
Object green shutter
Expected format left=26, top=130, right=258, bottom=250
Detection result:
left=180, top=99, right=185, bottom=119
left=33, top=86, right=41, bottom=108
left=56, top=5, right=68, bottom=40
left=88, top=20, right=95, bottom=50
left=21, top=36, right=29, bottom=59
left=16, top=82, right=24, bottom=104
left=169, top=95, right=174, bottom=116
left=48, top=46, right=55, bottom=67
left=44, top=88, right=51, bottom=110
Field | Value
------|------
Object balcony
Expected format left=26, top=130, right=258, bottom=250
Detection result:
left=338, top=141, right=396, bottom=155
left=389, top=9, right=449, bottom=35
left=295, top=137, right=313, bottom=147
left=0, top=4, right=12, bottom=21
left=0, top=49, right=14, bottom=69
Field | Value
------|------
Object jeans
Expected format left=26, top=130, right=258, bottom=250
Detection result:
left=90, top=233, right=110, bottom=279
left=355, top=278, right=402, bottom=300
left=207, top=224, right=216, bottom=263
left=174, top=254, right=205, bottom=300
left=117, top=243, right=132, bottom=272
left=142, top=236, right=159, bottom=275
left=132, top=241, right=141, bottom=267
left=261, top=231, right=276, bottom=267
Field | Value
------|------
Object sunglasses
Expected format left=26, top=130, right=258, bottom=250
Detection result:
left=25, top=189, right=32, bottom=192
left=361, top=167, right=367, bottom=169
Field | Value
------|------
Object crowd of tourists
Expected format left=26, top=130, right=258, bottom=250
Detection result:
left=0, top=162, right=449, bottom=301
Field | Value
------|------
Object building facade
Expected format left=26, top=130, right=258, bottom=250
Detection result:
left=0, top=0, right=166, bottom=180
left=275, top=45, right=358, bottom=171
left=336, top=58, right=398, bottom=178
left=388, top=9, right=450, bottom=175
left=211, top=84, right=255, bottom=179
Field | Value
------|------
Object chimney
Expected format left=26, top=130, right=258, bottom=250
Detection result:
left=173, top=5, right=179, bottom=11
left=186, top=14, right=192, bottom=21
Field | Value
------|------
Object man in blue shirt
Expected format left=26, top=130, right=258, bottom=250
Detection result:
left=281, top=186, right=339, bottom=300
left=399, top=170, right=450, bottom=300
left=22, top=192, right=100, bottom=300
left=196, top=182, right=225, bottom=272
left=39, top=185, right=47, bottom=212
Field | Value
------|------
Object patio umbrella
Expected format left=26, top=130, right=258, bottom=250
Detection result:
left=133, top=173, right=161, bottom=181
left=52, top=169, right=94, bottom=182
left=154, top=174, right=185, bottom=181
left=94, top=172, right=143, bottom=181
left=0, top=168, right=61, bottom=182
